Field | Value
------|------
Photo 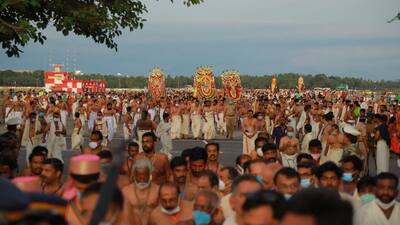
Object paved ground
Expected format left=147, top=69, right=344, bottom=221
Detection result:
left=7, top=117, right=400, bottom=178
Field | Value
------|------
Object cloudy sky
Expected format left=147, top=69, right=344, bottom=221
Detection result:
left=1, top=0, right=400, bottom=79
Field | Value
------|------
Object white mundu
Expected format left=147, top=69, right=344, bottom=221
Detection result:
left=355, top=200, right=400, bottom=225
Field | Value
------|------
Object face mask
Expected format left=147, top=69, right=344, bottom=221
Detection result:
left=287, top=131, right=295, bottom=137
left=360, top=194, right=375, bottom=204
left=193, top=210, right=212, bottom=225
left=39, top=112, right=45, bottom=117
left=218, top=179, right=226, bottom=191
left=300, top=178, right=312, bottom=188
left=375, top=198, right=396, bottom=210
left=342, top=173, right=353, bottom=182
left=256, top=175, right=263, bottom=183
left=257, top=116, right=263, bottom=120
left=284, top=193, right=292, bottom=200
left=161, top=204, right=181, bottom=215
left=256, top=147, right=263, bottom=157
left=311, top=153, right=320, bottom=161
left=89, top=141, right=98, bottom=149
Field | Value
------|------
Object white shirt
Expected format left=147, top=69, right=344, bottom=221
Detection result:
left=355, top=200, right=400, bottom=225
left=221, top=193, right=235, bottom=219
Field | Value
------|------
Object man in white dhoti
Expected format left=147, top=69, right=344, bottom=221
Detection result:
left=202, top=101, right=216, bottom=140
left=71, top=112, right=83, bottom=152
left=156, top=113, right=173, bottom=159
left=21, top=112, right=43, bottom=163
left=103, top=102, right=116, bottom=142
left=191, top=101, right=202, bottom=139
left=355, top=172, right=400, bottom=225
left=93, top=111, right=108, bottom=147
left=242, top=110, right=257, bottom=155
left=45, top=110, right=66, bottom=162
left=374, top=115, right=390, bottom=174
left=180, top=102, right=190, bottom=138
left=123, top=106, right=133, bottom=140
left=170, top=103, right=182, bottom=139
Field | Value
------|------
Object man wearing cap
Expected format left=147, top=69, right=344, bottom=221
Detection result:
left=122, top=159, right=160, bottom=225
left=65, top=154, right=101, bottom=225
left=45, top=109, right=66, bottom=161
left=342, top=124, right=363, bottom=160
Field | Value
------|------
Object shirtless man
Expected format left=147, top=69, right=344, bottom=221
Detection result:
left=190, top=101, right=203, bottom=139
left=124, top=106, right=133, bottom=140
left=121, top=141, right=140, bottom=178
left=148, top=183, right=193, bottom=225
left=323, top=124, right=346, bottom=165
left=242, top=110, right=257, bottom=155
left=279, top=126, right=300, bottom=169
left=93, top=111, right=108, bottom=146
left=71, top=112, right=83, bottom=152
left=170, top=102, right=182, bottom=139
left=135, top=132, right=171, bottom=185
left=122, top=159, right=160, bottom=225
left=136, top=111, right=157, bottom=152
left=83, top=130, right=107, bottom=155
left=77, top=100, right=87, bottom=127
left=205, top=143, right=224, bottom=174
left=103, top=102, right=116, bottom=143
left=40, top=158, right=64, bottom=196
left=183, top=147, right=207, bottom=201
left=202, top=101, right=216, bottom=140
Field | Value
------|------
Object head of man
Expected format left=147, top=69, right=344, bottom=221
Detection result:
left=286, top=127, right=295, bottom=138
left=235, top=154, right=251, bottom=174
left=316, top=162, right=342, bottom=191
left=132, top=159, right=152, bottom=189
left=340, top=155, right=362, bottom=183
left=254, top=137, right=268, bottom=157
left=297, top=162, right=317, bottom=189
left=40, top=158, right=63, bottom=185
left=282, top=188, right=353, bottom=225
left=242, top=190, right=286, bottom=225
left=198, top=170, right=219, bottom=192
left=81, top=182, right=123, bottom=225
left=205, top=143, right=219, bottom=162
left=193, top=190, right=220, bottom=225
left=262, top=143, right=278, bottom=163
left=247, top=110, right=254, bottom=119
left=107, top=102, right=112, bottom=110
left=159, top=182, right=181, bottom=215
left=127, top=141, right=139, bottom=158
left=273, top=167, right=300, bottom=199
left=170, top=156, right=188, bottom=185
left=248, top=160, right=268, bottom=180
left=375, top=172, right=399, bottom=207
left=0, top=156, right=17, bottom=179
left=28, top=151, right=45, bottom=176
left=29, top=112, right=37, bottom=123
left=189, top=147, right=207, bottom=178
left=142, top=132, right=157, bottom=153
left=219, top=167, right=239, bottom=194
left=308, top=139, right=322, bottom=162
left=88, top=130, right=103, bottom=151
left=229, top=175, right=263, bottom=216
left=357, top=176, right=376, bottom=204
left=296, top=153, right=314, bottom=165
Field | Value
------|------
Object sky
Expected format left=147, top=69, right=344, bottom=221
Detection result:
left=1, top=0, right=400, bottom=80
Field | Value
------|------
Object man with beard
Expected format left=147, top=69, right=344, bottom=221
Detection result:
left=122, top=159, right=160, bottom=225
left=170, top=156, right=188, bottom=195
left=19, top=149, right=45, bottom=176
left=148, top=182, right=193, bottom=225
left=41, top=158, right=64, bottom=196
left=316, top=161, right=360, bottom=210
left=135, top=132, right=170, bottom=185
left=205, top=143, right=224, bottom=174
left=184, top=147, right=208, bottom=201
left=262, top=143, right=279, bottom=163
left=355, top=172, right=400, bottom=225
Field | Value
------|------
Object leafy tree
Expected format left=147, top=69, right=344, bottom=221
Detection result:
left=0, top=0, right=203, bottom=57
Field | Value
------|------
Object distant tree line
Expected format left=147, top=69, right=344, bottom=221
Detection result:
left=0, top=70, right=399, bottom=90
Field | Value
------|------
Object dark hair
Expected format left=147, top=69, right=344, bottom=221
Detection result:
left=163, top=113, right=170, bottom=120
left=376, top=172, right=399, bottom=188
left=32, top=146, right=48, bottom=157
left=128, top=141, right=139, bottom=148
left=254, top=137, right=268, bottom=146
left=70, top=173, right=100, bottom=184
left=170, top=156, right=187, bottom=170
left=297, top=161, right=316, bottom=174
left=273, top=167, right=300, bottom=184
left=235, top=154, right=250, bottom=166
left=189, top=147, right=207, bottom=162
left=82, top=182, right=123, bottom=210
left=91, top=130, right=103, bottom=140
left=0, top=155, right=18, bottom=170
left=232, top=175, right=262, bottom=193
left=243, top=190, right=286, bottom=220
left=205, top=142, right=220, bottom=152
left=126, top=106, right=132, bottom=112
left=97, top=150, right=113, bottom=160
left=221, top=166, right=239, bottom=181
left=344, top=133, right=358, bottom=144
left=357, top=176, right=376, bottom=192
left=340, top=155, right=363, bottom=172
left=262, top=143, right=277, bottom=153
left=74, top=112, right=80, bottom=118
left=199, top=170, right=219, bottom=188
left=43, top=158, right=64, bottom=173
left=308, top=139, right=322, bottom=149
left=142, top=132, right=157, bottom=141
left=316, top=162, right=343, bottom=179
left=304, top=124, right=312, bottom=133
left=29, top=150, right=46, bottom=162
left=285, top=188, right=353, bottom=225
left=296, top=153, right=314, bottom=164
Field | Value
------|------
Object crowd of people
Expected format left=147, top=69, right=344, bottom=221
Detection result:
left=0, top=88, right=399, bottom=225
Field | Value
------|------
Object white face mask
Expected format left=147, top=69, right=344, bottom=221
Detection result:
left=89, top=141, right=98, bottom=149
left=161, top=198, right=181, bottom=215
left=135, top=175, right=151, bottom=189
left=256, top=147, right=263, bottom=157
left=375, top=198, right=396, bottom=210
left=218, top=179, right=226, bottom=191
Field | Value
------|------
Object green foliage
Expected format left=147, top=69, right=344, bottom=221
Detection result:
left=0, top=0, right=203, bottom=57
left=0, top=70, right=399, bottom=91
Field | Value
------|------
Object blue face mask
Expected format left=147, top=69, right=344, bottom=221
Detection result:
left=39, top=112, right=45, bottom=117
left=256, top=175, right=263, bottom=183
left=193, top=210, right=211, bottom=225
left=360, top=194, right=375, bottom=204
left=342, top=173, right=353, bottom=182
left=300, top=178, right=312, bottom=188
